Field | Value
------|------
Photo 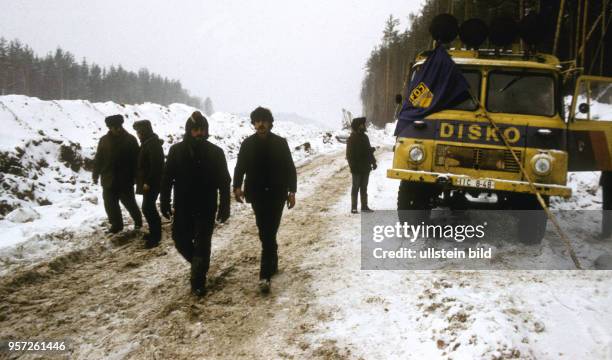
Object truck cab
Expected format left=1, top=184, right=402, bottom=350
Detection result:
left=387, top=49, right=612, bottom=243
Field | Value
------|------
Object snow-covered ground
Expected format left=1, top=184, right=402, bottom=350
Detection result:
left=307, top=151, right=612, bottom=359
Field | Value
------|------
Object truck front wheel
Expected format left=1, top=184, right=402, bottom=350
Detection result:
left=397, top=181, right=434, bottom=224
left=513, top=194, right=548, bottom=245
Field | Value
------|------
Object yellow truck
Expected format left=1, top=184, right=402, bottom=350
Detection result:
left=387, top=49, right=612, bottom=243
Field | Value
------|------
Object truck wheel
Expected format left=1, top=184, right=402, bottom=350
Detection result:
left=514, top=194, right=548, bottom=245
left=398, top=181, right=432, bottom=224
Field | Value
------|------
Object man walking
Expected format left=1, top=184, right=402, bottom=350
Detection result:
left=133, top=120, right=165, bottom=248
left=233, top=106, right=297, bottom=294
left=346, top=117, right=377, bottom=214
left=93, top=114, right=142, bottom=234
left=160, top=111, right=231, bottom=297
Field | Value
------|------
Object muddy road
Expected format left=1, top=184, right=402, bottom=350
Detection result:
left=0, top=150, right=354, bottom=359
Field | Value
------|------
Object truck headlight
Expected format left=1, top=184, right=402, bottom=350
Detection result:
left=408, top=145, right=425, bottom=164
left=531, top=154, right=553, bottom=176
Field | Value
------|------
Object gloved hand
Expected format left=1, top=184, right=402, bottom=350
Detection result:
left=372, top=162, right=378, bottom=170
left=217, top=204, right=230, bottom=223
left=161, top=202, right=172, bottom=219
left=234, top=188, right=245, bottom=203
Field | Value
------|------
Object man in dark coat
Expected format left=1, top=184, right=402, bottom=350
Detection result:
left=346, top=117, right=377, bottom=214
left=93, top=114, right=143, bottom=233
left=160, top=111, right=231, bottom=297
left=233, top=106, right=297, bottom=294
left=133, top=120, right=165, bottom=248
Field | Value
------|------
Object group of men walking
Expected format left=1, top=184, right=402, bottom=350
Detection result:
left=93, top=107, right=298, bottom=296
left=93, top=107, right=377, bottom=297
left=93, top=115, right=165, bottom=247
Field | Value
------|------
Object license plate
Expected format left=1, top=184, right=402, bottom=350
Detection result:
left=454, top=177, right=495, bottom=189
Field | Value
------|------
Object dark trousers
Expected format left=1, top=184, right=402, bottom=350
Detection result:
left=172, top=210, right=215, bottom=263
left=102, top=186, right=142, bottom=230
left=142, top=190, right=161, bottom=243
left=172, top=210, right=215, bottom=288
left=251, top=191, right=286, bottom=280
left=351, top=172, right=370, bottom=210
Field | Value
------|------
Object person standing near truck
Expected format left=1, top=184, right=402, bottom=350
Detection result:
left=346, top=117, right=377, bottom=214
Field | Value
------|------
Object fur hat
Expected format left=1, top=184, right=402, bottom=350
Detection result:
left=250, top=106, right=274, bottom=124
left=105, top=114, right=124, bottom=127
left=132, top=120, right=153, bottom=136
left=133, top=119, right=153, bottom=132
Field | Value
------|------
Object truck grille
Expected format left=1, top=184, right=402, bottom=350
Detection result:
left=435, top=144, right=521, bottom=173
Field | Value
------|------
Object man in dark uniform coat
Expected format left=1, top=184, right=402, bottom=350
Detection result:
left=346, top=117, right=377, bottom=214
left=133, top=120, right=165, bottom=248
left=93, top=114, right=142, bottom=233
left=160, top=111, right=231, bottom=297
left=233, top=106, right=297, bottom=294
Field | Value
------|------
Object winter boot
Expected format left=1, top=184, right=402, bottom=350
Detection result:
left=190, top=256, right=207, bottom=297
left=106, top=226, right=123, bottom=234
left=361, top=195, right=374, bottom=213
left=144, top=239, right=160, bottom=249
left=144, top=229, right=161, bottom=248
left=259, top=278, right=271, bottom=294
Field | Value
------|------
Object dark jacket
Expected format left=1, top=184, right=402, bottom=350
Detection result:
left=136, top=133, right=165, bottom=194
left=161, top=137, right=230, bottom=216
left=233, top=133, right=297, bottom=202
left=346, top=132, right=376, bottom=174
left=93, top=128, right=139, bottom=189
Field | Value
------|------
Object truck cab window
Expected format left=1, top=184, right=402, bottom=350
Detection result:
left=487, top=71, right=556, bottom=116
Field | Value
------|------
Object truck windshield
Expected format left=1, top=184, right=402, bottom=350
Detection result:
left=449, top=70, right=480, bottom=111
left=487, top=71, right=556, bottom=116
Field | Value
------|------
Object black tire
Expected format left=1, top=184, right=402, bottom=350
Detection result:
left=514, top=194, right=548, bottom=245
left=397, top=181, right=433, bottom=224
left=601, top=171, right=612, bottom=238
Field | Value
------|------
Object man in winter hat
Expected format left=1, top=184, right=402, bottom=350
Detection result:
left=160, top=111, right=231, bottom=297
left=93, top=114, right=143, bottom=233
left=133, top=119, right=165, bottom=248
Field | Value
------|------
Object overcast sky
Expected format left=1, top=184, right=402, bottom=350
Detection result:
left=0, top=0, right=425, bottom=126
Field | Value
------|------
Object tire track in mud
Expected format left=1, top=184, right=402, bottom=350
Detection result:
left=0, top=150, right=355, bottom=359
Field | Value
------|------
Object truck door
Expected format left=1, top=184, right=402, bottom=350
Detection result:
left=567, top=76, right=612, bottom=171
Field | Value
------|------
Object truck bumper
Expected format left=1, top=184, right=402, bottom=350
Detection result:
left=387, top=168, right=572, bottom=198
